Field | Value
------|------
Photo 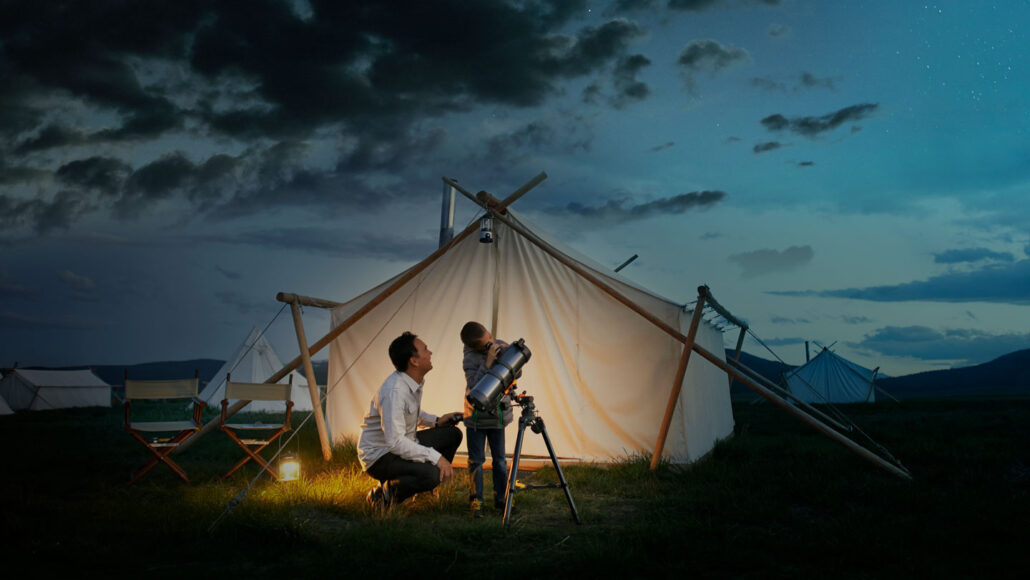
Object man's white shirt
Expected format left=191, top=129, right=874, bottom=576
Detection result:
left=358, top=370, right=441, bottom=471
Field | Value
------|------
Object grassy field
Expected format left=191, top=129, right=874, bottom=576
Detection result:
left=2, top=399, right=1028, bottom=578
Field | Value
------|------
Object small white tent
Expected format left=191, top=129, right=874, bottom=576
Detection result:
left=0, top=369, right=111, bottom=410
left=0, top=393, right=13, bottom=415
left=197, top=327, right=315, bottom=412
left=783, top=347, right=879, bottom=404
left=325, top=208, right=735, bottom=465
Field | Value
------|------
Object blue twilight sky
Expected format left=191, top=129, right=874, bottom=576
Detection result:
left=1, top=0, right=1028, bottom=377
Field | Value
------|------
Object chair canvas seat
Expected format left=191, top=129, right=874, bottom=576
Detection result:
left=130, top=420, right=200, bottom=432
left=224, top=422, right=287, bottom=430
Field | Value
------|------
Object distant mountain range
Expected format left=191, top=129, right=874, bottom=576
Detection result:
left=16, top=348, right=1030, bottom=400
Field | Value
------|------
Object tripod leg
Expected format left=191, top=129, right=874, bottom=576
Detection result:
left=537, top=418, right=581, bottom=524
left=503, top=418, right=529, bottom=527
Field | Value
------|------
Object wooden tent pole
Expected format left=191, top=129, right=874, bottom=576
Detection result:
left=650, top=288, right=708, bottom=469
left=290, top=299, right=333, bottom=461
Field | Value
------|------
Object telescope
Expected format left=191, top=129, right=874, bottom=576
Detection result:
left=466, top=338, right=531, bottom=411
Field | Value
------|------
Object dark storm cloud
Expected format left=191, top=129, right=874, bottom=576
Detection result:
left=752, top=72, right=837, bottom=94
left=611, top=54, right=652, bottom=108
left=116, top=152, right=240, bottom=217
left=1, top=1, right=651, bottom=234
left=201, top=227, right=434, bottom=263
left=677, top=39, right=749, bottom=92
left=761, top=103, right=878, bottom=137
left=0, top=159, right=47, bottom=185
left=0, top=190, right=95, bottom=234
left=677, top=40, right=749, bottom=73
left=728, top=245, right=813, bottom=278
left=770, top=260, right=1030, bottom=305
left=562, top=190, right=726, bottom=222
left=855, top=325, right=1030, bottom=365
left=55, top=157, right=133, bottom=194
left=15, top=124, right=88, bottom=154
left=800, top=72, right=836, bottom=90
left=609, top=0, right=780, bottom=15
left=933, top=247, right=1015, bottom=264
left=753, top=141, right=783, bottom=153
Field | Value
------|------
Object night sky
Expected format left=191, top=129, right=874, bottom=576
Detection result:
left=2, top=0, right=1028, bottom=377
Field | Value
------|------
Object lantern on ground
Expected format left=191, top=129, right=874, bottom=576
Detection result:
left=278, top=452, right=301, bottom=482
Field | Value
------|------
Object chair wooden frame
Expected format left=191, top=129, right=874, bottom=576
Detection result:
left=219, top=374, right=294, bottom=481
left=123, top=370, right=204, bottom=485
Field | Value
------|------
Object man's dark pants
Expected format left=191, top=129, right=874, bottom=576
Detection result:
left=366, top=426, right=462, bottom=504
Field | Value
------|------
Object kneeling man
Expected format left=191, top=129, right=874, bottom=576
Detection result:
left=360, top=331, right=463, bottom=507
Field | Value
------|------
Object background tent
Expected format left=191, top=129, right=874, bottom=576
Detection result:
left=197, top=327, right=315, bottom=412
left=783, top=347, right=879, bottom=404
left=0, top=393, right=13, bottom=415
left=325, top=209, right=734, bottom=465
left=0, top=369, right=111, bottom=410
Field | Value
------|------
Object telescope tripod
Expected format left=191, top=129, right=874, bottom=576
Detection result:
left=502, top=393, right=581, bottom=527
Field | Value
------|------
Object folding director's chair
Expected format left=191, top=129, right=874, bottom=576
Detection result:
left=123, top=370, right=204, bottom=485
left=219, top=374, right=294, bottom=480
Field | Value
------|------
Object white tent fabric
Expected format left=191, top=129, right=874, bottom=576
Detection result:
left=0, top=392, right=13, bottom=415
left=0, top=369, right=111, bottom=410
left=325, top=210, right=734, bottom=465
left=783, top=347, right=878, bottom=404
left=197, top=326, right=314, bottom=412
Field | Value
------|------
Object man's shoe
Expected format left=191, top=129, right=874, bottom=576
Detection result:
left=470, top=499, right=484, bottom=518
left=366, top=483, right=393, bottom=510
left=366, top=486, right=384, bottom=509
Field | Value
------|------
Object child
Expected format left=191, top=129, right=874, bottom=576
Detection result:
left=459, top=321, right=513, bottom=517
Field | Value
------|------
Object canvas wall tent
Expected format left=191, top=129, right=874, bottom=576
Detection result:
left=197, top=326, right=315, bottom=412
left=783, top=347, right=879, bottom=404
left=0, top=369, right=111, bottom=410
left=324, top=208, right=736, bottom=465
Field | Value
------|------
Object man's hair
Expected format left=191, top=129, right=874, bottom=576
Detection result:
left=389, top=331, right=419, bottom=372
left=460, top=321, right=487, bottom=348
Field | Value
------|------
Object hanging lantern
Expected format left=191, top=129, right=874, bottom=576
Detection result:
left=479, top=215, right=494, bottom=243
left=278, top=452, right=301, bottom=482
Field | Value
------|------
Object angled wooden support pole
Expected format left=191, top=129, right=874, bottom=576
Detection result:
left=689, top=340, right=912, bottom=480
left=289, top=298, right=333, bottom=461
left=443, top=171, right=547, bottom=215
left=650, top=286, right=708, bottom=470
